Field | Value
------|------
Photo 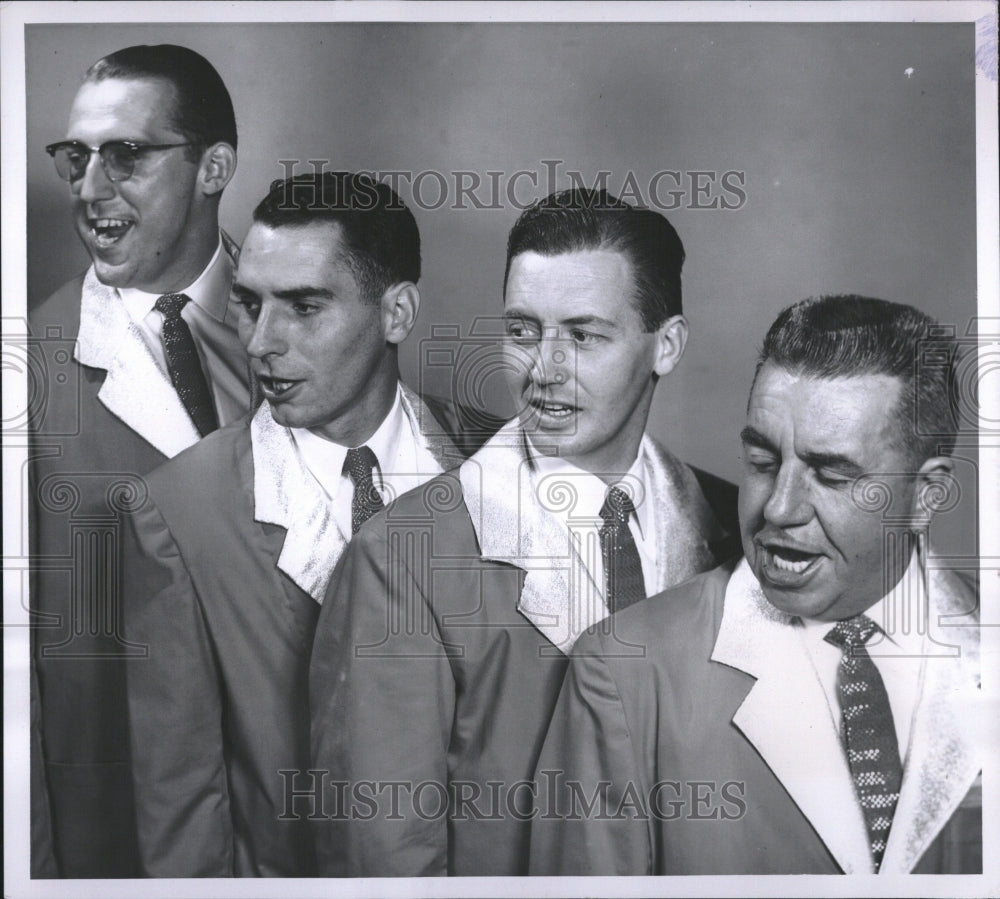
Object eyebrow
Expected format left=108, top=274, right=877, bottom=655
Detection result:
left=740, top=427, right=864, bottom=475
left=231, top=283, right=335, bottom=302
left=739, top=426, right=775, bottom=452
left=502, top=309, right=618, bottom=329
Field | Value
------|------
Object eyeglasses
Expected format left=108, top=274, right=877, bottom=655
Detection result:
left=45, top=139, right=195, bottom=183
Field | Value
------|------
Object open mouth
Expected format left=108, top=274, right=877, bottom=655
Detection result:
left=761, top=543, right=822, bottom=579
left=257, top=375, right=301, bottom=399
left=528, top=398, right=578, bottom=422
left=89, top=218, right=134, bottom=248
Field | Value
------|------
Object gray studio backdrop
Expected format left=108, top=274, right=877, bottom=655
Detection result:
left=25, top=22, right=980, bottom=556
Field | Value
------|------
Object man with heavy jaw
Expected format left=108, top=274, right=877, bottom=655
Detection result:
left=530, top=296, right=982, bottom=875
left=121, top=172, right=491, bottom=877
left=29, top=45, right=249, bottom=877
left=309, top=188, right=738, bottom=876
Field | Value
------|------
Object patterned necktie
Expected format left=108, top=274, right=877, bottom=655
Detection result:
left=599, top=486, right=646, bottom=613
left=824, top=614, right=902, bottom=872
left=154, top=293, right=219, bottom=437
left=343, top=446, right=385, bottom=534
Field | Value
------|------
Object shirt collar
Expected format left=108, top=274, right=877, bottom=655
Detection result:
left=525, top=438, right=650, bottom=535
left=118, top=235, right=229, bottom=322
left=288, top=384, right=404, bottom=500
left=799, top=550, right=926, bottom=653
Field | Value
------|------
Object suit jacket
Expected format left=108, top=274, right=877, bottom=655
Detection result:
left=29, top=240, right=249, bottom=878
left=529, top=557, right=983, bottom=875
left=123, top=387, right=472, bottom=877
left=309, top=422, right=737, bottom=876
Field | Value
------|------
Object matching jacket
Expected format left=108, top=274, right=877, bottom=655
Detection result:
left=529, top=557, right=983, bottom=875
left=309, top=422, right=737, bottom=876
left=123, top=388, right=474, bottom=876
left=28, top=248, right=249, bottom=877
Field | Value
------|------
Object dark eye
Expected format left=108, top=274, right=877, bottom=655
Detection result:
left=233, top=296, right=260, bottom=319
left=506, top=320, right=538, bottom=342
left=291, top=302, right=319, bottom=316
left=569, top=328, right=601, bottom=345
left=105, top=142, right=139, bottom=171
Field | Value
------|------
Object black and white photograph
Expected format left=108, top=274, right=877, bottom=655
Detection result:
left=2, top=2, right=997, bottom=897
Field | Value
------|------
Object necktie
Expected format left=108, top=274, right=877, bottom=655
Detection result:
left=343, top=446, right=385, bottom=534
left=824, top=614, right=902, bottom=872
left=154, top=293, right=219, bottom=437
left=599, top=486, right=646, bottom=613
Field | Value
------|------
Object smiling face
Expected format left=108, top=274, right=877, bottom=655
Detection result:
left=233, top=221, right=400, bottom=445
left=64, top=77, right=218, bottom=292
left=739, top=362, right=921, bottom=621
left=503, top=249, right=684, bottom=477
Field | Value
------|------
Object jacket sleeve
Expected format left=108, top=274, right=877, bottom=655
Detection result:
left=529, top=632, right=652, bottom=875
left=123, top=497, right=234, bottom=876
left=310, top=520, right=455, bottom=876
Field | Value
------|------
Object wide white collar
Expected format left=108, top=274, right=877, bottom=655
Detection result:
left=711, top=557, right=982, bottom=873
left=459, top=423, right=720, bottom=653
left=73, top=233, right=240, bottom=457
left=252, top=384, right=458, bottom=601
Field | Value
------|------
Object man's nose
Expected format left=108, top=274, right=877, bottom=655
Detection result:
left=527, top=334, right=571, bottom=387
left=243, top=306, right=287, bottom=359
left=75, top=153, right=116, bottom=203
left=762, top=463, right=813, bottom=528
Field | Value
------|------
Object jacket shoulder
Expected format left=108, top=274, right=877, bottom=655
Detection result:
left=582, top=560, right=735, bottom=660
left=357, top=469, right=480, bottom=554
left=143, top=422, right=251, bottom=516
left=30, top=273, right=87, bottom=336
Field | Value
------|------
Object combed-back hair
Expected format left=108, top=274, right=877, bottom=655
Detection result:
left=253, top=171, right=420, bottom=305
left=756, top=295, right=959, bottom=464
left=503, top=188, right=685, bottom=330
left=85, top=45, right=237, bottom=158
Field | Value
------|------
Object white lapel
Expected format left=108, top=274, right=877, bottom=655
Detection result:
left=711, top=559, right=873, bottom=873
left=75, top=267, right=200, bottom=456
left=250, top=403, right=346, bottom=603
left=251, top=385, right=461, bottom=603
left=644, top=436, right=724, bottom=592
left=458, top=423, right=605, bottom=654
left=880, top=563, right=982, bottom=873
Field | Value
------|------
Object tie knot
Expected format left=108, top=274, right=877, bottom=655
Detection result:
left=600, top=486, right=636, bottom=526
left=155, top=293, right=190, bottom=317
left=824, top=613, right=879, bottom=650
left=343, top=445, right=380, bottom=485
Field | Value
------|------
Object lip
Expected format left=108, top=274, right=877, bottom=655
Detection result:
left=756, top=539, right=825, bottom=587
left=83, top=215, right=135, bottom=251
left=256, top=374, right=304, bottom=401
left=525, top=396, right=579, bottom=429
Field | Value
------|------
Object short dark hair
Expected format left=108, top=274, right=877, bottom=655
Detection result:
left=252, top=172, right=421, bottom=305
left=503, top=188, right=685, bottom=330
left=755, top=295, right=959, bottom=464
left=85, top=45, right=237, bottom=158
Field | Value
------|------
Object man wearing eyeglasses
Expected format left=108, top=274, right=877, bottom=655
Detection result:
left=29, top=44, right=250, bottom=878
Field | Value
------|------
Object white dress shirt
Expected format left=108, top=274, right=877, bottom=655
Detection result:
left=290, top=385, right=424, bottom=541
left=798, top=552, right=928, bottom=762
left=119, top=236, right=249, bottom=426
left=528, top=441, right=658, bottom=603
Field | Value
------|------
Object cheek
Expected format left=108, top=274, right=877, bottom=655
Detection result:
left=738, top=480, right=766, bottom=528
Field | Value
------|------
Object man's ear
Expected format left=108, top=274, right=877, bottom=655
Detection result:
left=914, top=454, right=957, bottom=518
left=198, top=142, right=237, bottom=198
left=652, top=314, right=689, bottom=377
left=380, top=282, right=420, bottom=345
